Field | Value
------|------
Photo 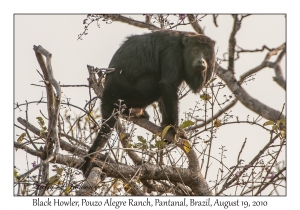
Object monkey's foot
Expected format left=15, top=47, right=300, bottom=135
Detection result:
left=128, top=108, right=150, bottom=120
left=163, top=127, right=188, bottom=144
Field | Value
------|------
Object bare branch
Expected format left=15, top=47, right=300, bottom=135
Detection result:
left=14, top=142, right=43, bottom=157
left=76, top=167, right=106, bottom=195
left=187, top=15, right=204, bottom=34
left=254, top=166, right=286, bottom=195
left=109, top=15, right=160, bottom=31
left=16, top=117, right=117, bottom=165
left=217, top=133, right=281, bottom=195
left=190, top=98, right=238, bottom=130
left=273, top=47, right=286, bottom=89
left=236, top=43, right=285, bottom=61
left=228, top=15, right=241, bottom=73
left=33, top=45, right=62, bottom=195
left=120, top=134, right=143, bottom=165
left=33, top=47, right=55, bottom=128
left=33, top=45, right=62, bottom=159
left=239, top=43, right=286, bottom=90
left=213, top=15, right=219, bottom=27
left=239, top=61, right=268, bottom=83
left=16, top=138, right=210, bottom=195
left=216, top=64, right=285, bottom=120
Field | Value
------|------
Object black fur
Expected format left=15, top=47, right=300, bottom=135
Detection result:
left=82, top=30, right=215, bottom=176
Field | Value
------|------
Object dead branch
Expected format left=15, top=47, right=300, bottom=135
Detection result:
left=33, top=45, right=62, bottom=195
left=17, top=117, right=116, bottom=164
left=216, top=64, right=285, bottom=120
left=108, top=15, right=160, bottom=31
left=239, top=44, right=286, bottom=90
left=190, top=98, right=238, bottom=130
left=228, top=15, right=241, bottom=73
left=187, top=15, right=204, bottom=34
left=76, top=167, right=106, bottom=195
left=217, top=133, right=281, bottom=195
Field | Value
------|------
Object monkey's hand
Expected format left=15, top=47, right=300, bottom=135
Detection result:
left=176, top=128, right=187, bottom=139
left=163, top=126, right=187, bottom=144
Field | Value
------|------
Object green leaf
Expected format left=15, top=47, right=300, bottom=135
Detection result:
left=40, top=127, right=47, bottom=136
left=200, top=93, right=212, bottom=101
left=14, top=169, right=19, bottom=181
left=180, top=120, right=195, bottom=129
left=36, top=117, right=45, bottom=127
left=16, top=133, right=26, bottom=151
left=214, top=118, right=222, bottom=127
left=272, top=124, right=278, bottom=130
left=47, top=174, right=61, bottom=186
left=151, top=103, right=157, bottom=109
left=65, top=186, right=72, bottom=195
left=263, top=120, right=275, bottom=126
left=137, top=136, right=146, bottom=144
left=142, top=144, right=148, bottom=150
left=279, top=119, right=286, bottom=124
left=182, top=140, right=191, bottom=153
left=280, top=130, right=286, bottom=138
left=120, top=133, right=126, bottom=140
left=155, top=140, right=166, bottom=149
left=17, top=133, right=26, bottom=143
left=161, top=125, right=172, bottom=140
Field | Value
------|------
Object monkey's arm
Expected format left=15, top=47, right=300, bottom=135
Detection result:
left=158, top=80, right=179, bottom=128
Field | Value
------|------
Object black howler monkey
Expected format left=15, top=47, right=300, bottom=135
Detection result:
left=82, top=30, right=215, bottom=177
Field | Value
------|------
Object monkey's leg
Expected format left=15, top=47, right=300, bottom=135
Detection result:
left=158, top=80, right=179, bottom=127
left=158, top=81, right=187, bottom=140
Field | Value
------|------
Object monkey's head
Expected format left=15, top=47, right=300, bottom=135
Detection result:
left=182, top=33, right=215, bottom=93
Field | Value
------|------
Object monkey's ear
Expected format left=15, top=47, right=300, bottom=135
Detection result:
left=182, top=36, right=190, bottom=46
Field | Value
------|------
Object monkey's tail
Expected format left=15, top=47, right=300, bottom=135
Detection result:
left=81, top=118, right=116, bottom=177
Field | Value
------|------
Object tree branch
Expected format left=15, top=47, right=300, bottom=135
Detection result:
left=109, top=15, right=160, bottom=31
left=190, top=98, right=238, bottom=130
left=187, top=15, right=204, bottom=34
left=217, top=133, right=281, bottom=195
left=33, top=45, right=62, bottom=195
left=16, top=117, right=116, bottom=164
left=216, top=64, right=285, bottom=120
left=228, top=15, right=241, bottom=73
left=239, top=44, right=286, bottom=90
